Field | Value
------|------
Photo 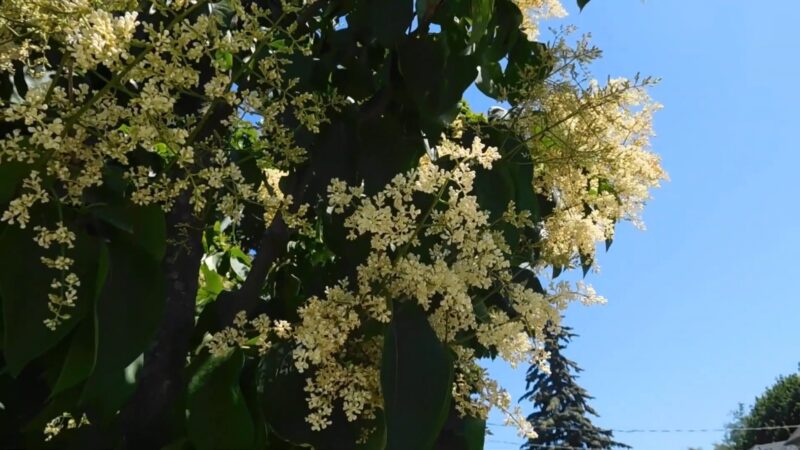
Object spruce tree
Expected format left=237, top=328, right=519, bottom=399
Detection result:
left=521, top=324, right=629, bottom=449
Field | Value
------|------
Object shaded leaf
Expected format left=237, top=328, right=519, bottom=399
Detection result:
left=92, top=204, right=166, bottom=260
left=80, top=230, right=164, bottom=413
left=187, top=351, right=255, bottom=450
left=51, top=318, right=96, bottom=396
left=470, top=0, right=495, bottom=45
left=0, top=162, right=28, bottom=206
left=0, top=220, right=101, bottom=376
left=382, top=302, right=453, bottom=450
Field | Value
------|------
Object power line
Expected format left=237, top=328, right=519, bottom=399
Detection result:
left=487, top=422, right=800, bottom=434
left=486, top=439, right=616, bottom=450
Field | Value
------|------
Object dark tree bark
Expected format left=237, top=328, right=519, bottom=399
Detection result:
left=120, top=193, right=205, bottom=449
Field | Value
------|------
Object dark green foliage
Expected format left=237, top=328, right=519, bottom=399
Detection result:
left=382, top=303, right=454, bottom=450
left=521, top=325, right=629, bottom=450
left=0, top=0, right=598, bottom=449
left=716, top=371, right=800, bottom=450
left=187, top=351, right=255, bottom=450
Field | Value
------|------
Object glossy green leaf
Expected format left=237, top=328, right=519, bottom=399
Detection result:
left=188, top=351, right=255, bottom=450
left=481, top=0, right=523, bottom=62
left=474, top=162, right=515, bottom=220
left=153, top=142, right=177, bottom=163
left=360, top=0, right=414, bottom=47
left=462, top=416, right=487, bottom=450
left=51, top=318, right=96, bottom=396
left=382, top=302, right=454, bottom=450
left=198, top=264, right=225, bottom=303
left=439, top=413, right=486, bottom=450
left=0, top=221, right=101, bottom=376
left=399, top=34, right=478, bottom=133
left=214, top=50, right=234, bottom=71
left=505, top=35, right=550, bottom=104
left=0, top=71, right=13, bottom=101
left=0, top=162, right=28, bottom=206
left=258, top=345, right=317, bottom=446
left=80, top=230, right=165, bottom=410
left=92, top=204, right=166, bottom=260
left=239, top=361, right=269, bottom=450
left=399, top=36, right=447, bottom=111
left=580, top=253, right=593, bottom=277
left=476, top=60, right=504, bottom=98
left=258, top=343, right=382, bottom=450
left=470, top=0, right=495, bottom=44
left=416, top=0, right=431, bottom=19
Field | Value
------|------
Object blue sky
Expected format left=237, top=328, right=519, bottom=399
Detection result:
left=474, top=1, right=800, bottom=449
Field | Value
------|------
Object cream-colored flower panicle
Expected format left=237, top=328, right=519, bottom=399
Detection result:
left=0, top=0, right=336, bottom=329
left=514, top=0, right=568, bottom=40
left=531, top=76, right=667, bottom=268
left=221, top=137, right=587, bottom=437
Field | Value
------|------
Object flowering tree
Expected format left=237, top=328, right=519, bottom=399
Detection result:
left=0, top=0, right=665, bottom=449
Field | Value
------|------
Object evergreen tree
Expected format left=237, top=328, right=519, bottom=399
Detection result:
left=521, top=324, right=629, bottom=450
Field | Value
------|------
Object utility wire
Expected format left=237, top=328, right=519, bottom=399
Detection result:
left=487, top=422, right=800, bottom=434
left=486, top=440, right=630, bottom=450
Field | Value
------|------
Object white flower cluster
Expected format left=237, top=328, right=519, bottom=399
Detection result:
left=0, top=0, right=337, bottom=328
left=286, top=137, right=589, bottom=435
left=206, top=311, right=292, bottom=357
left=67, top=10, right=139, bottom=71
left=34, top=222, right=80, bottom=330
left=43, top=411, right=90, bottom=442
left=530, top=76, right=667, bottom=268
left=514, top=0, right=568, bottom=40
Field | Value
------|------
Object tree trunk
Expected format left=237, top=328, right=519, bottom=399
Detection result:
left=120, top=193, right=204, bottom=449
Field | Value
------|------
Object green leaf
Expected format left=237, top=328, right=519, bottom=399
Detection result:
left=505, top=35, right=550, bottom=104
left=476, top=60, right=503, bottom=98
left=474, top=161, right=515, bottom=221
left=198, top=264, right=226, bottom=304
left=398, top=36, right=447, bottom=112
left=382, top=302, right=453, bottom=450
left=469, top=0, right=495, bottom=45
left=258, top=342, right=382, bottom=449
left=416, top=0, right=431, bottom=19
left=187, top=351, right=255, bottom=450
left=0, top=71, right=13, bottom=101
left=258, top=345, right=317, bottom=446
left=577, top=0, right=591, bottom=11
left=0, top=162, right=28, bottom=206
left=462, top=416, right=486, bottom=450
left=239, top=360, right=269, bottom=450
left=480, top=0, right=523, bottom=62
left=92, top=204, right=166, bottom=260
left=440, top=413, right=486, bottom=450
left=398, top=34, right=478, bottom=132
left=80, top=231, right=165, bottom=412
left=153, top=142, right=177, bottom=164
left=356, top=0, right=414, bottom=47
left=214, top=50, right=234, bottom=71
left=0, top=221, right=101, bottom=376
left=51, top=318, right=96, bottom=396
left=580, top=253, right=593, bottom=277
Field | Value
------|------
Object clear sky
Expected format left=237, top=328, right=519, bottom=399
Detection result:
left=473, top=1, right=800, bottom=449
